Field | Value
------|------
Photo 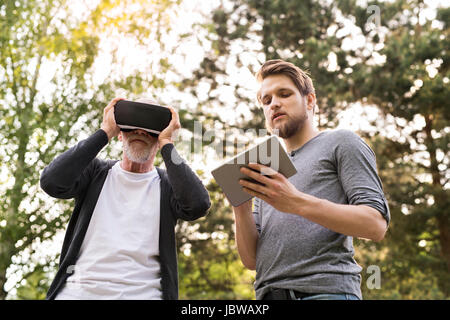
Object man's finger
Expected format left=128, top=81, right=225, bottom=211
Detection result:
left=247, top=162, right=279, bottom=177
left=167, top=106, right=180, bottom=126
left=113, top=96, right=125, bottom=103
left=239, top=179, right=268, bottom=196
left=106, top=97, right=125, bottom=109
left=167, top=106, right=176, bottom=115
left=240, top=166, right=273, bottom=186
left=242, top=186, right=270, bottom=203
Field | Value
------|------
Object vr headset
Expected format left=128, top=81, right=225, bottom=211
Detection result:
left=114, top=100, right=172, bottom=137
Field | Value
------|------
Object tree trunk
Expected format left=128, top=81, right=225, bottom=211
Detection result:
left=0, top=248, right=12, bottom=300
left=437, top=215, right=450, bottom=270
left=0, top=277, right=7, bottom=300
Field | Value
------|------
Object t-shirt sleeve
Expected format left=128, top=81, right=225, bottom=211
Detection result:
left=335, top=130, right=390, bottom=225
left=253, top=197, right=262, bottom=234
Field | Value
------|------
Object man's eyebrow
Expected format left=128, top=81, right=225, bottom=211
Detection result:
left=277, top=87, right=293, bottom=92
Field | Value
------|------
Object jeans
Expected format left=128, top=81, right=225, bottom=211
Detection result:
left=288, top=290, right=360, bottom=300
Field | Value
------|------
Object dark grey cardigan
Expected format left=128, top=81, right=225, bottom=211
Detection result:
left=40, top=129, right=211, bottom=300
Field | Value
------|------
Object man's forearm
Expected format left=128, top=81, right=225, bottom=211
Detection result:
left=40, top=129, right=108, bottom=198
left=233, top=204, right=259, bottom=270
left=160, top=143, right=211, bottom=218
left=297, top=194, right=387, bottom=242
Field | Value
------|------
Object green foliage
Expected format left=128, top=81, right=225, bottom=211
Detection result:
left=184, top=0, right=449, bottom=299
left=1, top=0, right=448, bottom=300
left=177, top=181, right=255, bottom=299
left=349, top=0, right=450, bottom=297
left=0, top=0, right=104, bottom=299
left=0, top=0, right=180, bottom=299
left=15, top=267, right=51, bottom=300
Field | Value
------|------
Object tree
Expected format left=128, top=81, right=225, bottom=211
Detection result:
left=0, top=0, right=103, bottom=299
left=3, top=0, right=447, bottom=300
left=0, top=0, right=180, bottom=299
left=186, top=0, right=449, bottom=299
left=170, top=0, right=369, bottom=299
left=347, top=0, right=450, bottom=297
left=177, top=180, right=255, bottom=299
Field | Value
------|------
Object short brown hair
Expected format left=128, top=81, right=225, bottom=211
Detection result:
left=256, top=59, right=315, bottom=103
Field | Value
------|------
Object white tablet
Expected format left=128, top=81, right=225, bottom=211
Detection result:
left=211, top=135, right=297, bottom=206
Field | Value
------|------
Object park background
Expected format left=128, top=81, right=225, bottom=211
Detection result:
left=0, top=0, right=448, bottom=299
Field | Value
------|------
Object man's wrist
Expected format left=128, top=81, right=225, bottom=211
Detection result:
left=100, top=126, right=113, bottom=141
left=232, top=200, right=253, bottom=215
left=158, top=139, right=173, bottom=149
left=294, top=192, right=323, bottom=217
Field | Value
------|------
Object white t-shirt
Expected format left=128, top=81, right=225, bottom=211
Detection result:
left=56, top=162, right=162, bottom=300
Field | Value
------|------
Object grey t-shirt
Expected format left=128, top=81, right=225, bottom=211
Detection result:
left=253, top=129, right=390, bottom=300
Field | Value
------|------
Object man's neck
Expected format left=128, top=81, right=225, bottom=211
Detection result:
left=283, top=123, right=320, bottom=153
left=120, top=157, right=155, bottom=173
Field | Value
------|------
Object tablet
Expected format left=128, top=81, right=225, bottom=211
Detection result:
left=211, top=135, right=297, bottom=206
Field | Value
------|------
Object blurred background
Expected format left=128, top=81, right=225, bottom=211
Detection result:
left=0, top=0, right=448, bottom=300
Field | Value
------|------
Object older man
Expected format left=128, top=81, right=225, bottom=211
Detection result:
left=41, top=97, right=210, bottom=300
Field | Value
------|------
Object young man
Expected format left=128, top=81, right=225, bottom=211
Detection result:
left=233, top=60, right=390, bottom=300
left=40, top=97, right=210, bottom=300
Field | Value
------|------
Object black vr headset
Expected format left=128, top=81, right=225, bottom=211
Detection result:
left=114, top=100, right=172, bottom=137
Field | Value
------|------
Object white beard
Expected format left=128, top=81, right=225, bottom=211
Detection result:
left=123, top=139, right=153, bottom=163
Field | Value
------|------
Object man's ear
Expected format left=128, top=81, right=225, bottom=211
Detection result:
left=118, top=131, right=123, bottom=142
left=307, top=93, right=317, bottom=114
left=307, top=93, right=316, bottom=109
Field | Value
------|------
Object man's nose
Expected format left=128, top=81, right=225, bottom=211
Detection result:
left=131, top=129, right=152, bottom=138
left=269, top=96, right=281, bottom=111
left=134, top=129, right=148, bottom=136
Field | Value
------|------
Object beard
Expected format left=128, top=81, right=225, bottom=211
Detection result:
left=268, top=109, right=308, bottom=139
left=123, top=135, right=154, bottom=163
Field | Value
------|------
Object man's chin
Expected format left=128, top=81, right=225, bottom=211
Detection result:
left=268, top=125, right=284, bottom=137
left=125, top=145, right=153, bottom=163
left=271, top=125, right=297, bottom=139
